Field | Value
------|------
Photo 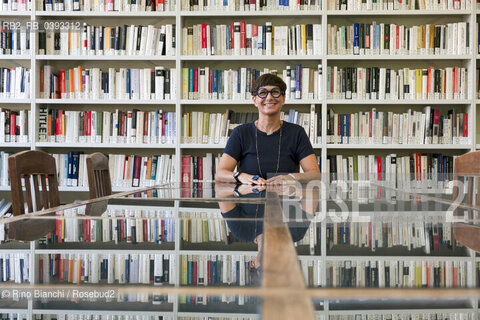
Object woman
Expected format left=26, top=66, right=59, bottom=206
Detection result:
left=215, top=73, right=320, bottom=185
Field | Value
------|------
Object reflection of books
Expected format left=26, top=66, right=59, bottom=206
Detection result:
left=0, top=199, right=11, bottom=217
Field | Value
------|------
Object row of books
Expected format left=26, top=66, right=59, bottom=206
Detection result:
left=38, top=253, right=176, bottom=285
left=38, top=108, right=176, bottom=145
left=0, top=67, right=30, bottom=99
left=326, top=107, right=471, bottom=145
left=181, top=0, right=321, bottom=11
left=329, top=313, right=474, bottom=319
left=326, top=153, right=455, bottom=189
left=326, top=0, right=471, bottom=10
left=36, top=316, right=174, bottom=320
left=0, top=27, right=30, bottom=55
left=328, top=22, right=471, bottom=56
left=182, top=22, right=321, bottom=56
left=0, top=0, right=30, bottom=11
left=38, top=0, right=176, bottom=11
left=327, top=66, right=468, bottom=101
left=181, top=154, right=220, bottom=189
left=52, top=207, right=175, bottom=244
left=41, top=66, right=176, bottom=100
left=181, top=107, right=321, bottom=145
left=179, top=211, right=229, bottom=243
left=0, top=253, right=30, bottom=283
left=47, top=153, right=176, bottom=188
left=0, top=152, right=8, bottom=186
left=38, top=24, right=176, bottom=57
left=181, top=111, right=230, bottom=145
left=0, top=199, right=12, bottom=243
left=180, top=254, right=257, bottom=286
left=326, top=219, right=455, bottom=253
left=0, top=108, right=30, bottom=143
left=325, top=259, right=473, bottom=288
left=181, top=65, right=322, bottom=101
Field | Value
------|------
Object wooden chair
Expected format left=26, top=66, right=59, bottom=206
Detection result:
left=452, top=151, right=480, bottom=252
left=8, top=150, right=58, bottom=240
left=86, top=152, right=112, bottom=199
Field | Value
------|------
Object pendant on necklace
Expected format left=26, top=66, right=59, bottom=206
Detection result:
left=266, top=131, right=273, bottom=136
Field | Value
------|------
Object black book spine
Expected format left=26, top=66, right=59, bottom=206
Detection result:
left=386, top=69, right=390, bottom=94
left=136, top=26, right=142, bottom=52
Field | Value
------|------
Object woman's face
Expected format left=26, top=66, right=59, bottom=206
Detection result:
left=252, top=85, right=285, bottom=117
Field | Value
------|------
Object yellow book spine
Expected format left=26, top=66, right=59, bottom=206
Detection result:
left=182, top=68, right=189, bottom=100
left=301, top=24, right=307, bottom=52
left=416, top=69, right=422, bottom=99
left=181, top=255, right=188, bottom=285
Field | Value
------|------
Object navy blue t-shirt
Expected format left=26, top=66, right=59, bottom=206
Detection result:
left=223, top=121, right=315, bottom=179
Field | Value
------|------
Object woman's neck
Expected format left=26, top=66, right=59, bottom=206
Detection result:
left=256, top=116, right=282, bottom=134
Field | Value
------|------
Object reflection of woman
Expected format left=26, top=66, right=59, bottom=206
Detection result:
left=215, top=74, right=320, bottom=185
left=215, top=184, right=314, bottom=280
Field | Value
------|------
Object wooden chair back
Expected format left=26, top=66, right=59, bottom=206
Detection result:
left=9, top=150, right=60, bottom=216
left=86, top=152, right=112, bottom=199
left=452, top=151, right=480, bottom=252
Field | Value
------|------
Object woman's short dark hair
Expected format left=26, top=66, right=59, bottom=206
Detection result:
left=250, top=73, right=287, bottom=96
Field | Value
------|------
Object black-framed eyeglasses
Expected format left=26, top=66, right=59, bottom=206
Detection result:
left=255, top=88, right=285, bottom=99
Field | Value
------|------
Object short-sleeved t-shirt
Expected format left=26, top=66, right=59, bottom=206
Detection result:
left=223, top=121, right=315, bottom=179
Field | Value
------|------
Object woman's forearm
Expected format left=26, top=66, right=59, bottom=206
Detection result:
left=215, top=169, right=236, bottom=183
left=290, top=172, right=322, bottom=183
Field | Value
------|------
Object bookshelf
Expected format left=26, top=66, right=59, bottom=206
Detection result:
left=0, top=0, right=473, bottom=198
left=0, top=0, right=478, bottom=318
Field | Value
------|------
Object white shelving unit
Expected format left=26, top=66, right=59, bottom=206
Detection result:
left=0, top=1, right=478, bottom=319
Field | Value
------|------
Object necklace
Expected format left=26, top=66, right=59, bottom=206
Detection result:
left=255, top=122, right=282, bottom=179
left=256, top=120, right=282, bottom=136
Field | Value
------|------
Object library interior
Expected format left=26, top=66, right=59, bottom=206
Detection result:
left=1, top=0, right=480, bottom=318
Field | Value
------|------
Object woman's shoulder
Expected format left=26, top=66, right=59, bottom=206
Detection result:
left=232, top=122, right=255, bottom=134
left=282, top=121, right=306, bottom=133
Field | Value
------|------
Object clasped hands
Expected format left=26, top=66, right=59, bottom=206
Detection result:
left=236, top=173, right=296, bottom=186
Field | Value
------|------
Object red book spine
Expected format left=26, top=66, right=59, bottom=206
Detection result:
left=143, top=112, right=149, bottom=141
left=463, top=113, right=468, bottom=138
left=161, top=219, right=165, bottom=242
left=453, top=264, right=458, bottom=287
left=86, top=111, right=92, bottom=137
left=201, top=24, right=207, bottom=52
left=132, top=155, right=141, bottom=187
left=120, top=219, right=125, bottom=242
left=86, top=219, right=91, bottom=242
left=453, top=66, right=459, bottom=95
left=192, top=260, right=197, bottom=285
left=426, top=68, right=431, bottom=100
left=60, top=70, right=66, bottom=97
left=330, top=68, right=334, bottom=94
left=181, top=155, right=191, bottom=188
left=415, top=153, right=421, bottom=181
left=143, top=220, right=148, bottom=242
left=207, top=260, right=211, bottom=284
left=252, top=24, right=258, bottom=38
left=162, top=112, right=166, bottom=137
left=9, top=114, right=15, bottom=137
left=396, top=26, right=399, bottom=51
left=240, top=21, right=246, bottom=51
left=230, top=22, right=234, bottom=49
left=194, top=68, right=199, bottom=97
left=39, top=259, right=44, bottom=284
left=55, top=213, right=63, bottom=243
left=208, top=69, right=212, bottom=95
left=58, top=256, right=65, bottom=281
left=377, top=156, right=382, bottom=181
left=198, top=157, right=203, bottom=181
